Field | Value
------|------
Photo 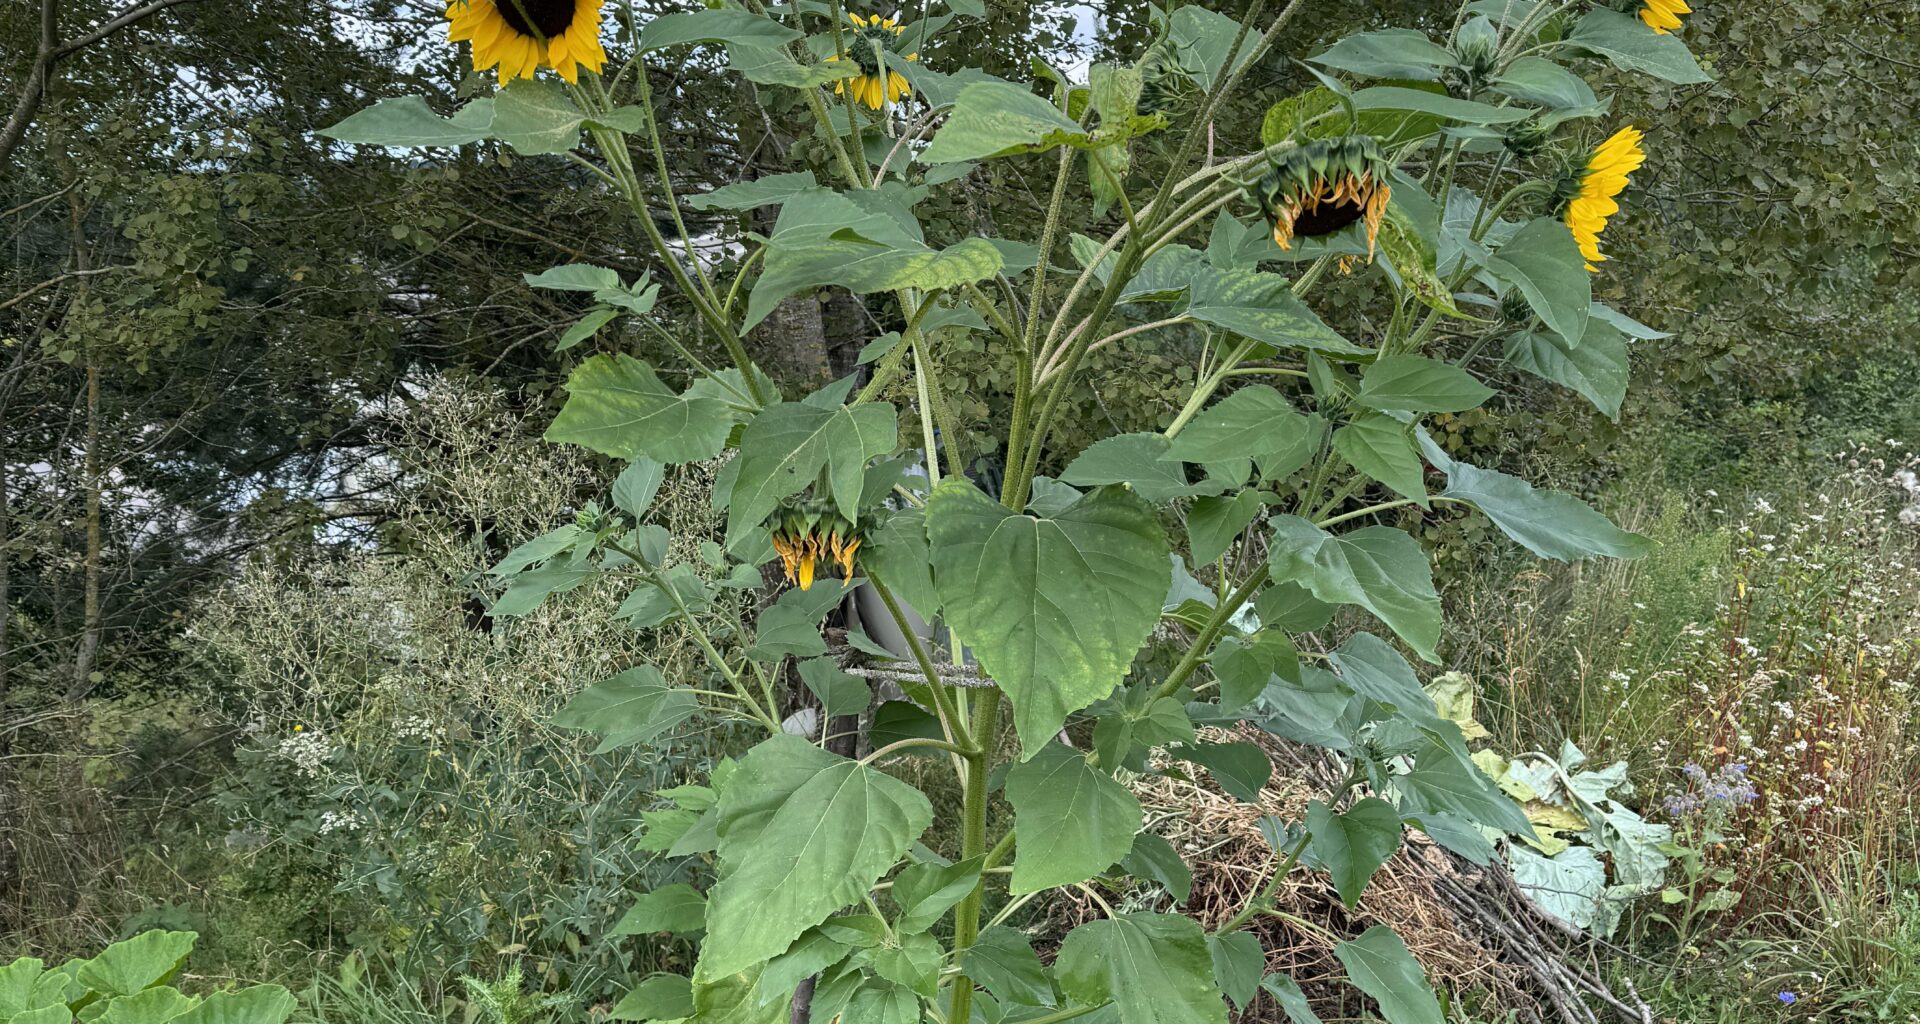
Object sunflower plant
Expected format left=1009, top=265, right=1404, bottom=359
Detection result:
left=323, top=0, right=1709, bottom=1020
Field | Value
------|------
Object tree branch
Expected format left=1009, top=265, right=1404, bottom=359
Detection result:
left=0, top=0, right=203, bottom=168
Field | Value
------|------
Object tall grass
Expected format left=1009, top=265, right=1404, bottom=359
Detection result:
left=1454, top=443, right=1920, bottom=1019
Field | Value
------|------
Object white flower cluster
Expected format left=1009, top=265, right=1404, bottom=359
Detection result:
left=1895, top=468, right=1920, bottom=527
left=274, top=729, right=333, bottom=778
left=396, top=714, right=441, bottom=740
left=318, top=809, right=363, bottom=835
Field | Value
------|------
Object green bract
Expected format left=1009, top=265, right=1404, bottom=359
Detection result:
left=320, top=0, right=1699, bottom=1019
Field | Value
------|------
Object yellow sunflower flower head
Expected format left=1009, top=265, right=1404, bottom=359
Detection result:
left=446, top=0, right=607, bottom=85
left=1639, top=0, right=1693, bottom=35
left=1563, top=126, right=1646, bottom=272
left=1249, top=136, right=1394, bottom=259
left=830, top=11, right=916, bottom=109
left=770, top=503, right=864, bottom=591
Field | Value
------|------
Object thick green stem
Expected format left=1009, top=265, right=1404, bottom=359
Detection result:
left=1014, top=1003, right=1110, bottom=1024
left=620, top=71, right=720, bottom=305
left=1008, top=241, right=1145, bottom=509
left=1163, top=336, right=1258, bottom=439
left=1148, top=565, right=1270, bottom=705
left=585, top=122, right=768, bottom=407
left=861, top=736, right=970, bottom=762
left=868, top=574, right=974, bottom=752
left=1002, top=144, right=1076, bottom=504
left=605, top=539, right=779, bottom=732
left=912, top=333, right=968, bottom=482
left=1215, top=831, right=1312, bottom=934
left=946, top=688, right=1001, bottom=1024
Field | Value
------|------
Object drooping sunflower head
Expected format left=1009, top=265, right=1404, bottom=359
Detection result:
left=446, top=0, right=607, bottom=85
left=1639, top=0, right=1693, bottom=35
left=1558, top=125, right=1646, bottom=272
left=1248, top=136, right=1394, bottom=257
left=770, top=502, right=864, bottom=592
left=830, top=12, right=916, bottom=109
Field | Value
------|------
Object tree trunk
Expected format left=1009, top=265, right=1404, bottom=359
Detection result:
left=0, top=0, right=58, bottom=170
left=753, top=294, right=832, bottom=388
left=0, top=453, right=15, bottom=930
left=69, top=360, right=101, bottom=697
left=64, top=188, right=101, bottom=699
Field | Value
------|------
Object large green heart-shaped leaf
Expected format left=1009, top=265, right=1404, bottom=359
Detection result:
left=1055, top=913, right=1226, bottom=1024
left=1569, top=9, right=1712, bottom=85
left=551, top=665, right=700, bottom=754
left=1306, top=798, right=1403, bottom=908
left=1331, top=927, right=1442, bottom=1024
left=76, top=931, right=195, bottom=999
left=545, top=354, right=736, bottom=464
left=722, top=401, right=897, bottom=538
left=699, top=737, right=932, bottom=981
left=317, top=96, right=493, bottom=148
left=1266, top=516, right=1440, bottom=662
left=1007, top=742, right=1143, bottom=893
left=1485, top=218, right=1590, bottom=346
left=0, top=959, right=72, bottom=1016
left=926, top=481, right=1169, bottom=755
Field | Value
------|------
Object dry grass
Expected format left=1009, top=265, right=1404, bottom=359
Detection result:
left=1049, top=726, right=1538, bottom=1022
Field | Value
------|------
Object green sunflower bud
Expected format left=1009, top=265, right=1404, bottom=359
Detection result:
left=1503, top=116, right=1555, bottom=159
left=1500, top=289, right=1534, bottom=325
left=1453, top=16, right=1501, bottom=79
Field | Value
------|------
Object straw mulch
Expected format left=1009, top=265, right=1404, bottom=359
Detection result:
left=1039, top=726, right=1655, bottom=1024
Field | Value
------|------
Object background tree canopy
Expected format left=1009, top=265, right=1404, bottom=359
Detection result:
left=2, top=0, right=1917, bottom=1021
